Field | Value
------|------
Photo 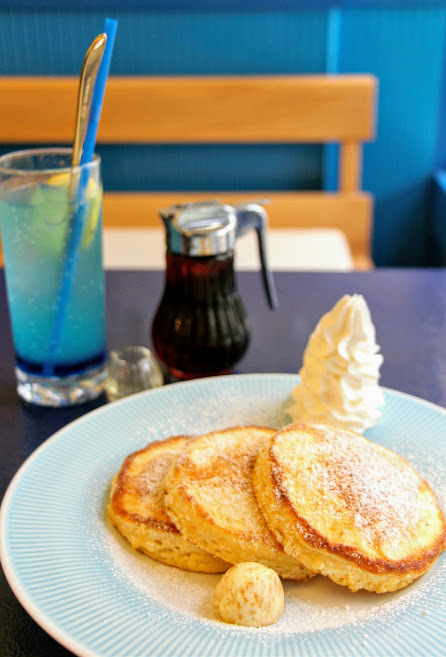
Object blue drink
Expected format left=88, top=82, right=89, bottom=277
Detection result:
left=0, top=149, right=107, bottom=406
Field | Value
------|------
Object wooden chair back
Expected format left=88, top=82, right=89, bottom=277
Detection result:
left=0, top=74, right=377, bottom=267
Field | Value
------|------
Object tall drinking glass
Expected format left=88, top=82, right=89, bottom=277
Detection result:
left=0, top=148, right=107, bottom=406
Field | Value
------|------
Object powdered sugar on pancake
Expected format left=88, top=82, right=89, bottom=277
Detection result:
left=275, top=424, right=421, bottom=547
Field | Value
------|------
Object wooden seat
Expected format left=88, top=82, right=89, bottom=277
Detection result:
left=0, top=75, right=377, bottom=268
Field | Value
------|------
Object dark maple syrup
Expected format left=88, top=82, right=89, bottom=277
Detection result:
left=151, top=252, right=249, bottom=380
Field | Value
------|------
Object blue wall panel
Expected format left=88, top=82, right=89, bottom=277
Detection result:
left=0, top=11, right=327, bottom=75
left=2, top=1, right=446, bottom=9
left=0, top=7, right=445, bottom=266
left=0, top=143, right=322, bottom=193
left=339, top=7, right=446, bottom=266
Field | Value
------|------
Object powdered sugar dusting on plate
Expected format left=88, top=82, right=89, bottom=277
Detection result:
left=101, top=510, right=445, bottom=637
left=130, top=388, right=290, bottom=446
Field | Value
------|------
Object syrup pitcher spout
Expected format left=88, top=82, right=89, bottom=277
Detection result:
left=234, top=202, right=278, bottom=310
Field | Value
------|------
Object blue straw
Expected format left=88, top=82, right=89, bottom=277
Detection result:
left=82, top=18, right=118, bottom=166
left=44, top=18, right=118, bottom=376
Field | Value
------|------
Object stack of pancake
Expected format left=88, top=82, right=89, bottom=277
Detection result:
left=108, top=423, right=446, bottom=594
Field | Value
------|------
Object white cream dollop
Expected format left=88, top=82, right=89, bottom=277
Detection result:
left=288, top=294, right=384, bottom=433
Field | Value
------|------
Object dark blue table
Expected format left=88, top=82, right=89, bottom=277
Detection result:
left=1, top=268, right=445, bottom=657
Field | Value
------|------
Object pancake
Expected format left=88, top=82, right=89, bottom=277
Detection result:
left=108, top=436, right=230, bottom=573
left=253, top=422, right=446, bottom=593
left=164, top=426, right=315, bottom=581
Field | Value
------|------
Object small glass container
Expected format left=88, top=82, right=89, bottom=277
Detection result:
left=105, top=346, right=163, bottom=401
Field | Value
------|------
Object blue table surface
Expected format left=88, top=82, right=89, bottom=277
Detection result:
left=1, top=268, right=445, bottom=657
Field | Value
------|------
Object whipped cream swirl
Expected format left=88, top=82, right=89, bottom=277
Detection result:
left=288, top=294, right=384, bottom=433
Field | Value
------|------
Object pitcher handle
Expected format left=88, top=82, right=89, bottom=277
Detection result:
left=235, top=203, right=278, bottom=310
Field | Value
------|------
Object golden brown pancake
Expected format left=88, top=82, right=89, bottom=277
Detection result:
left=108, top=436, right=230, bottom=573
left=253, top=422, right=446, bottom=593
left=164, top=426, right=315, bottom=581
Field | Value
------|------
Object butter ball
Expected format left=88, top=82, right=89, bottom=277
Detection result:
left=215, top=562, right=285, bottom=627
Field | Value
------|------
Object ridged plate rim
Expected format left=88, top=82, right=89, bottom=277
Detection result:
left=1, top=373, right=445, bottom=657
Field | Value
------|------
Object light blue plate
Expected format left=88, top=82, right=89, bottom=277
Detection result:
left=1, top=374, right=445, bottom=657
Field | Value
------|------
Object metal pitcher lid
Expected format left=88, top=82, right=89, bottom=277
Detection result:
left=160, top=201, right=237, bottom=256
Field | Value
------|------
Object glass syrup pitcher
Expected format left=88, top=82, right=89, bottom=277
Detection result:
left=151, top=201, right=278, bottom=380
